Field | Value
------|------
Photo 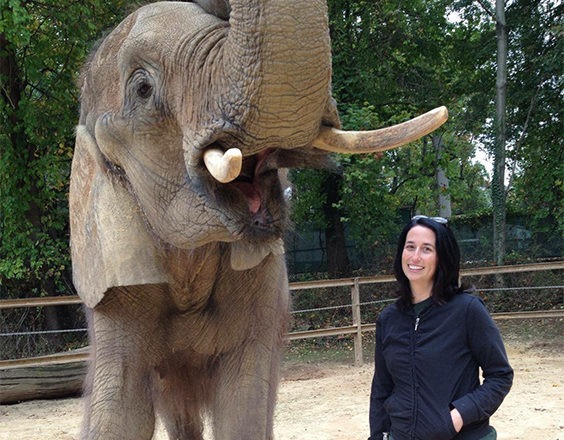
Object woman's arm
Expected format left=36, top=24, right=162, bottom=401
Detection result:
left=451, top=297, right=514, bottom=425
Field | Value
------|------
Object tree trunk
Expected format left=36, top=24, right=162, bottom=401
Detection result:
left=434, top=134, right=451, bottom=218
left=322, top=172, right=351, bottom=278
left=0, top=360, right=87, bottom=404
left=492, top=0, right=508, bottom=265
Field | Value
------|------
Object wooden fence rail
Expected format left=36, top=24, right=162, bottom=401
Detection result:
left=1, top=261, right=563, bottom=309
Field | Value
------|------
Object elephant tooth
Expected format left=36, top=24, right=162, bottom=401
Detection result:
left=203, top=147, right=243, bottom=183
left=311, top=106, right=448, bottom=154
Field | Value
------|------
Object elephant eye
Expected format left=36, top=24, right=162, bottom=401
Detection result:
left=137, top=82, right=153, bottom=99
left=124, top=68, right=163, bottom=117
left=128, top=68, right=154, bottom=100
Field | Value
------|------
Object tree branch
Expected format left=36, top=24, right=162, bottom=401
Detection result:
left=506, top=84, right=540, bottom=194
left=475, top=0, right=496, bottom=20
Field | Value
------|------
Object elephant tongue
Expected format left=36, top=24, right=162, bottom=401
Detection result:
left=233, top=181, right=261, bottom=214
left=232, top=150, right=272, bottom=214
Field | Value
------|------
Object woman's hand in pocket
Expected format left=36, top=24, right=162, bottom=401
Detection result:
left=450, top=408, right=463, bottom=433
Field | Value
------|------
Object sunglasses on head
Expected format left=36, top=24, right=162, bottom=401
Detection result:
left=412, top=215, right=448, bottom=225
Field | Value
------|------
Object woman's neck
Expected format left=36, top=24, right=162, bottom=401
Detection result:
left=410, top=282, right=433, bottom=304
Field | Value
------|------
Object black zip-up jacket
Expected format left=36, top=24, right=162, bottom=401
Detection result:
left=369, top=292, right=513, bottom=440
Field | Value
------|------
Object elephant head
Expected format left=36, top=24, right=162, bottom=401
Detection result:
left=70, top=0, right=447, bottom=307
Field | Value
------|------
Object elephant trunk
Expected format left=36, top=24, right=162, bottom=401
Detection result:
left=194, top=1, right=448, bottom=183
left=220, top=0, right=332, bottom=152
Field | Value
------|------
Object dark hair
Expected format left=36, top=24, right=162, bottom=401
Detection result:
left=393, top=217, right=471, bottom=310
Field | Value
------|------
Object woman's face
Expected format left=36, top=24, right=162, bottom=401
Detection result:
left=402, top=225, right=438, bottom=290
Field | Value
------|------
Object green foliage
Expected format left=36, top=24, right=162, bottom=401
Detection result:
left=0, top=0, right=130, bottom=297
left=504, top=0, right=563, bottom=238
left=0, top=0, right=561, bottom=300
left=448, top=0, right=563, bottom=250
left=289, top=0, right=561, bottom=267
left=293, top=0, right=494, bottom=261
left=288, top=169, right=329, bottom=229
left=328, top=0, right=452, bottom=111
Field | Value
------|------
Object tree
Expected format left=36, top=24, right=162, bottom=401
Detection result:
left=505, top=0, right=563, bottom=251
left=452, top=0, right=563, bottom=262
left=0, top=0, right=130, bottom=347
left=479, top=0, right=509, bottom=265
left=290, top=0, right=491, bottom=273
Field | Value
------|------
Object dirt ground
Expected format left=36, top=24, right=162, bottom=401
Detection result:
left=0, top=341, right=562, bottom=440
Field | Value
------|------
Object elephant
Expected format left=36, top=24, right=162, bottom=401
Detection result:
left=69, top=1, right=447, bottom=439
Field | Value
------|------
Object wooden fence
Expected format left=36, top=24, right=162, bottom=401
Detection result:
left=2, top=261, right=562, bottom=365
left=0, top=261, right=562, bottom=403
left=287, top=261, right=564, bottom=366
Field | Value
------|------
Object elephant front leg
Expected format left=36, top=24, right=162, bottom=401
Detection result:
left=81, top=354, right=155, bottom=440
left=80, top=291, right=161, bottom=440
left=211, top=334, right=284, bottom=440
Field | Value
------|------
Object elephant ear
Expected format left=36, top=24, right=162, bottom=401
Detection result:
left=69, top=125, right=166, bottom=308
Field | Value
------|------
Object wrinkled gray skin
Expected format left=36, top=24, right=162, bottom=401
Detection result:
left=70, top=1, right=424, bottom=439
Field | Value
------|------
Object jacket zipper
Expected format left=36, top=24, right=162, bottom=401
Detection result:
left=411, top=314, right=418, bottom=440
left=411, top=304, right=433, bottom=438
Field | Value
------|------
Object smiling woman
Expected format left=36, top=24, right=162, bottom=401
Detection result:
left=369, top=216, right=513, bottom=440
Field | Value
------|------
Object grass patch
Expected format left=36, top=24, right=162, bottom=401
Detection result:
left=284, top=333, right=376, bottom=366
left=283, top=318, right=563, bottom=366
left=497, top=317, right=563, bottom=354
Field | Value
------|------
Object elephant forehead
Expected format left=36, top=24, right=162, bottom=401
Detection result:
left=118, top=2, right=223, bottom=65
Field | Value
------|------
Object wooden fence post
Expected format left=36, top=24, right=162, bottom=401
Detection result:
left=351, top=278, right=363, bottom=367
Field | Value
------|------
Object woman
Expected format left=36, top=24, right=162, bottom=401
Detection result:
left=369, top=215, right=513, bottom=440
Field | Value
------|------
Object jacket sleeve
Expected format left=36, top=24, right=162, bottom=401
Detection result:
left=369, top=315, right=393, bottom=439
left=451, top=296, right=513, bottom=425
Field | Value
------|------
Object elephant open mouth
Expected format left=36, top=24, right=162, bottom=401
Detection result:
left=204, top=148, right=291, bottom=270
left=229, top=150, right=271, bottom=215
left=200, top=106, right=449, bottom=230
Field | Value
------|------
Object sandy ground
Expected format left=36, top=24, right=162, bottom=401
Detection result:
left=0, top=343, right=562, bottom=440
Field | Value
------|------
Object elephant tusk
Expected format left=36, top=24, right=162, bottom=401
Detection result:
left=203, top=147, right=243, bottom=183
left=312, top=106, right=448, bottom=154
